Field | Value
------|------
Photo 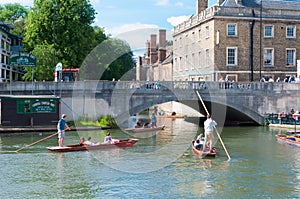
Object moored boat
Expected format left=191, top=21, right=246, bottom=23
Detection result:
left=191, top=140, right=217, bottom=157
left=125, top=125, right=165, bottom=133
left=275, top=134, right=300, bottom=147
left=47, top=138, right=139, bottom=153
left=156, top=115, right=184, bottom=118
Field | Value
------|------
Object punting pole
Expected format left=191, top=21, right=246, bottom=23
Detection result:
left=15, top=132, right=59, bottom=153
left=15, top=127, right=72, bottom=153
left=196, top=90, right=231, bottom=161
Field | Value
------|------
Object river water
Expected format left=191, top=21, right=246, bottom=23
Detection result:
left=0, top=118, right=300, bottom=199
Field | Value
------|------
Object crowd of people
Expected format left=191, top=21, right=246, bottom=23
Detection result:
left=260, top=75, right=299, bottom=83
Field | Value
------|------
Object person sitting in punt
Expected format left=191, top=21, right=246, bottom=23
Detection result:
left=194, top=133, right=205, bottom=150
left=104, top=132, right=112, bottom=144
left=83, top=137, right=95, bottom=146
left=79, top=137, right=85, bottom=145
left=143, top=122, right=151, bottom=128
left=135, top=120, right=143, bottom=128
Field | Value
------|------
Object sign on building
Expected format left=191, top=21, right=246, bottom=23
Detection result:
left=9, top=52, right=37, bottom=66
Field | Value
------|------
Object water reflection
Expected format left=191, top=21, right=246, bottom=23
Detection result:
left=1, top=123, right=300, bottom=197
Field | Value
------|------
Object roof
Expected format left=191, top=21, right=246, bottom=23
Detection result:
left=0, top=95, right=60, bottom=99
left=220, top=0, right=300, bottom=10
left=161, top=52, right=173, bottom=65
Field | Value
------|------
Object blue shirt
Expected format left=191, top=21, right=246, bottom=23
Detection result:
left=58, top=119, right=66, bottom=131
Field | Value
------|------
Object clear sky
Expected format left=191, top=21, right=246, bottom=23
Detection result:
left=1, top=0, right=196, bottom=54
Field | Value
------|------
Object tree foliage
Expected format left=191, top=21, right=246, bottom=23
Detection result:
left=24, top=0, right=96, bottom=69
left=22, top=44, right=55, bottom=81
left=80, top=38, right=135, bottom=80
left=0, top=3, right=28, bottom=35
left=0, top=1, right=136, bottom=81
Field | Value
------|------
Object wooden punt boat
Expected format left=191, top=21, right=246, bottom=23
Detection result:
left=191, top=140, right=217, bottom=157
left=156, top=115, right=184, bottom=119
left=47, top=138, right=138, bottom=153
left=275, top=134, right=300, bottom=147
left=125, top=125, right=165, bottom=133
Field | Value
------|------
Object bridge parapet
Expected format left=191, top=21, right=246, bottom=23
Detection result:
left=1, top=81, right=299, bottom=126
left=1, top=80, right=299, bottom=94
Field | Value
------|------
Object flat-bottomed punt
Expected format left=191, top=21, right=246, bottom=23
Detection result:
left=47, top=138, right=138, bottom=153
left=275, top=134, right=300, bottom=147
left=191, top=140, right=217, bottom=157
left=125, top=125, right=165, bottom=133
left=156, top=115, right=184, bottom=119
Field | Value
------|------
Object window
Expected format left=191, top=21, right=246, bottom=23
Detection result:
left=264, top=48, right=274, bottom=66
left=205, top=26, right=209, bottom=38
left=205, top=49, right=210, bottom=67
left=287, top=26, right=296, bottom=38
left=179, top=57, right=182, bottom=71
left=192, top=32, right=195, bottom=43
left=192, top=53, right=195, bottom=69
left=198, top=29, right=201, bottom=41
left=185, top=55, right=189, bottom=71
left=264, top=26, right=273, bottom=38
left=227, top=47, right=237, bottom=66
left=198, top=51, right=201, bottom=69
left=227, top=24, right=237, bottom=36
left=286, top=49, right=296, bottom=66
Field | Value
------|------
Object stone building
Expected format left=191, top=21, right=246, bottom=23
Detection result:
left=173, top=0, right=300, bottom=82
left=136, top=29, right=173, bottom=81
left=0, top=22, right=24, bottom=82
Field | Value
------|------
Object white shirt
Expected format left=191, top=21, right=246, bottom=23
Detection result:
left=204, top=118, right=217, bottom=132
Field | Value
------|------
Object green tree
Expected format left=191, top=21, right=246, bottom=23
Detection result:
left=22, top=44, right=55, bottom=81
left=24, top=0, right=96, bottom=69
left=80, top=38, right=136, bottom=80
left=0, top=3, right=29, bottom=35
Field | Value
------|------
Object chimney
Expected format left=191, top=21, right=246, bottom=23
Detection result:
left=236, top=0, right=242, bottom=4
left=196, top=0, right=208, bottom=15
left=145, top=40, right=150, bottom=58
left=158, top=29, right=166, bottom=63
left=150, top=34, right=157, bottom=64
left=158, top=29, right=166, bottom=49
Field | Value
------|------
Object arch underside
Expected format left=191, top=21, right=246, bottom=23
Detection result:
left=127, top=98, right=259, bottom=126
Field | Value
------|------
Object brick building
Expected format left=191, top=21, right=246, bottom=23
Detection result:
left=173, top=0, right=300, bottom=82
left=136, top=29, right=173, bottom=81
left=0, top=22, right=24, bottom=82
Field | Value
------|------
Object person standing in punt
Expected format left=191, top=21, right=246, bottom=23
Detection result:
left=57, top=114, right=71, bottom=147
left=151, top=113, right=157, bottom=128
left=203, top=114, right=217, bottom=153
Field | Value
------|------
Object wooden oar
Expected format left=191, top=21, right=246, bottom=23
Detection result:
left=15, top=126, right=72, bottom=153
left=196, top=90, right=231, bottom=161
left=15, top=132, right=59, bottom=153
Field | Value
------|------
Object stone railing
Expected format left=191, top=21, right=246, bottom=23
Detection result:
left=1, top=81, right=300, bottom=95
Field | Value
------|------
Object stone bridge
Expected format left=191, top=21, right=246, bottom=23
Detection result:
left=1, top=81, right=299, bottom=126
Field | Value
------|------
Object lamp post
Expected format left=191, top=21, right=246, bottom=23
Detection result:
left=53, top=3, right=56, bottom=67
left=259, top=0, right=263, bottom=80
left=53, top=2, right=57, bottom=96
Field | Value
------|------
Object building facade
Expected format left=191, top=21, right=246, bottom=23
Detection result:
left=136, top=29, right=173, bottom=81
left=0, top=22, right=24, bottom=82
left=173, top=0, right=300, bottom=82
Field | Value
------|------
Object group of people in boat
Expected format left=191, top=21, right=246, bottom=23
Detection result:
left=56, top=114, right=116, bottom=147
left=135, top=113, right=157, bottom=128
left=194, top=114, right=217, bottom=153
left=79, top=132, right=115, bottom=146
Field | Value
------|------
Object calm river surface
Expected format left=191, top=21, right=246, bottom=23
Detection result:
left=0, top=118, right=300, bottom=199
